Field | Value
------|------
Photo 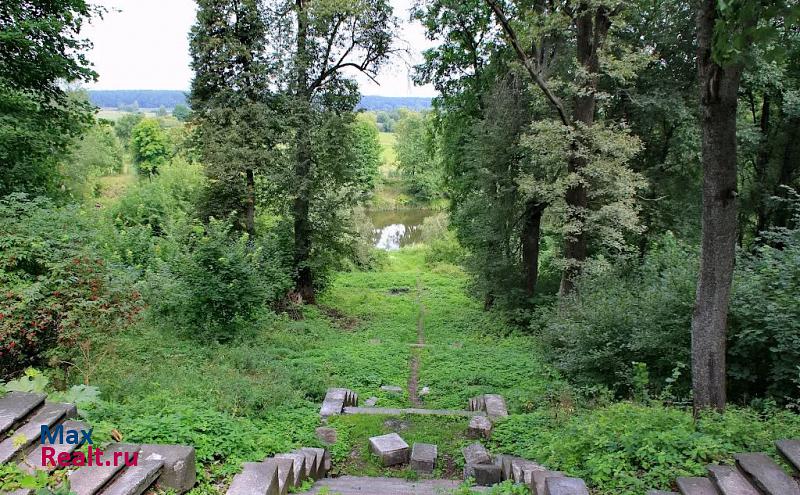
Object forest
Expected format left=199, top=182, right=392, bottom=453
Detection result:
left=1, top=0, right=800, bottom=494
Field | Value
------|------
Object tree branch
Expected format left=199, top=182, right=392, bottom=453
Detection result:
left=484, top=0, right=571, bottom=126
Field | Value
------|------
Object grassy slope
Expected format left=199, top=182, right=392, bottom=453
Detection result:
left=84, top=247, right=556, bottom=493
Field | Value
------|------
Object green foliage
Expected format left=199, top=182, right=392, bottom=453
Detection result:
left=491, top=403, right=800, bottom=494
left=144, top=218, right=291, bottom=341
left=2, top=368, right=100, bottom=408
left=130, top=118, right=171, bottom=176
left=172, top=104, right=192, bottom=121
left=62, top=121, right=125, bottom=198
left=536, top=233, right=697, bottom=397
left=0, top=194, right=142, bottom=377
left=393, top=111, right=440, bottom=200
left=0, top=0, right=99, bottom=196
left=113, top=112, right=144, bottom=148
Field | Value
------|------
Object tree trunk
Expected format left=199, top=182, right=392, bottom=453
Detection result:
left=522, top=202, right=545, bottom=297
left=691, top=0, right=744, bottom=413
left=293, top=0, right=315, bottom=304
left=754, top=95, right=771, bottom=239
left=559, top=6, right=609, bottom=296
left=245, top=168, right=256, bottom=238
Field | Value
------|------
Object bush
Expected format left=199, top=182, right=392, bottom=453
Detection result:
left=729, top=195, right=800, bottom=402
left=130, top=118, right=171, bottom=176
left=0, top=194, right=141, bottom=377
left=491, top=402, right=800, bottom=494
left=536, top=233, right=696, bottom=397
left=143, top=218, right=291, bottom=341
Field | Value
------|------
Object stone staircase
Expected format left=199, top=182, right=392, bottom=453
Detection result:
left=0, top=392, right=196, bottom=495
left=225, top=447, right=330, bottom=495
left=646, top=440, right=800, bottom=495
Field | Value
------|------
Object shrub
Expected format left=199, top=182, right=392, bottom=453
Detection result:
left=0, top=194, right=142, bottom=377
left=536, top=233, right=696, bottom=397
left=143, top=218, right=291, bottom=341
left=130, top=118, right=171, bottom=176
left=491, top=402, right=800, bottom=494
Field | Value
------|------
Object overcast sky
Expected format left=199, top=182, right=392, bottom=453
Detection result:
left=83, top=0, right=437, bottom=97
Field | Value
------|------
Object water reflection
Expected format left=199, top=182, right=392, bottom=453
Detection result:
left=366, top=209, right=433, bottom=250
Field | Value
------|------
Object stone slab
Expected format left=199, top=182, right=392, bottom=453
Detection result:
left=364, top=397, right=378, bottom=407
left=381, top=386, right=403, bottom=393
left=735, top=452, right=800, bottom=495
left=675, top=477, right=718, bottom=495
left=0, top=402, right=76, bottom=463
left=301, top=447, right=326, bottom=478
left=263, top=459, right=293, bottom=495
left=139, top=444, right=196, bottom=493
left=777, top=439, right=800, bottom=473
left=369, top=433, right=409, bottom=467
left=295, top=449, right=318, bottom=479
left=462, top=443, right=491, bottom=465
left=545, top=477, right=589, bottom=495
left=303, top=476, right=488, bottom=494
left=343, top=406, right=479, bottom=417
left=511, top=459, right=542, bottom=484
left=68, top=443, right=141, bottom=495
left=226, top=462, right=278, bottom=495
left=483, top=394, right=508, bottom=420
left=498, top=455, right=522, bottom=481
left=707, top=464, right=759, bottom=495
left=530, top=470, right=564, bottom=495
left=410, top=443, right=437, bottom=474
left=1, top=490, right=34, bottom=495
left=0, top=392, right=46, bottom=438
left=315, top=427, right=337, bottom=445
left=467, top=416, right=493, bottom=439
left=22, top=420, right=88, bottom=472
left=646, top=491, right=678, bottom=495
left=320, top=399, right=345, bottom=418
left=468, top=396, right=485, bottom=412
left=274, top=453, right=306, bottom=485
left=472, top=464, right=501, bottom=486
left=101, top=459, right=163, bottom=495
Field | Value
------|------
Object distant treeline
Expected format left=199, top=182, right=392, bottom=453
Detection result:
left=88, top=90, right=432, bottom=111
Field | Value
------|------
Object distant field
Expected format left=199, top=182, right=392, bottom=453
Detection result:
left=378, top=132, right=397, bottom=171
left=96, top=109, right=159, bottom=121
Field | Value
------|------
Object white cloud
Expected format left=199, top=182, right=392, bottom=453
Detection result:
left=83, top=0, right=437, bottom=97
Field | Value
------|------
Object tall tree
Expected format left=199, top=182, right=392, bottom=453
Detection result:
left=691, top=0, right=799, bottom=412
left=189, top=0, right=285, bottom=237
left=270, top=0, right=396, bottom=302
left=0, top=0, right=101, bottom=196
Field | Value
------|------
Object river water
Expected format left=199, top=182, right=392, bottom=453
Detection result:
left=366, top=209, right=434, bottom=250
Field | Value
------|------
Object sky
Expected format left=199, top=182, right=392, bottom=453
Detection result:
left=83, top=0, right=437, bottom=97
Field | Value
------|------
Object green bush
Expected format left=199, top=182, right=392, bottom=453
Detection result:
left=536, top=233, right=696, bottom=397
left=491, top=402, right=800, bottom=494
left=143, top=218, right=291, bottom=341
left=130, top=118, right=171, bottom=176
left=0, top=194, right=141, bottom=377
left=729, top=197, right=800, bottom=401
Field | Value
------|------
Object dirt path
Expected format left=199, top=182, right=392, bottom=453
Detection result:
left=407, top=278, right=425, bottom=407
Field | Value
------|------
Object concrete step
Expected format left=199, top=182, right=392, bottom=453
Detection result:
left=776, top=439, right=800, bottom=473
left=529, top=470, right=564, bottom=495
left=300, top=447, right=327, bottom=478
left=544, top=477, right=589, bottom=495
left=99, top=459, right=163, bottom=495
left=68, top=443, right=142, bottom=495
left=274, top=452, right=306, bottom=485
left=226, top=462, right=279, bottom=495
left=138, top=444, right=196, bottom=493
left=262, top=459, right=293, bottom=495
left=735, top=452, right=800, bottom=495
left=0, top=402, right=76, bottom=463
left=342, top=406, right=480, bottom=417
left=298, top=476, right=487, bottom=494
left=21, top=420, right=89, bottom=472
left=676, top=477, right=718, bottom=495
left=0, top=392, right=46, bottom=438
left=295, top=449, right=319, bottom=480
left=647, top=491, right=678, bottom=495
left=707, top=465, right=758, bottom=495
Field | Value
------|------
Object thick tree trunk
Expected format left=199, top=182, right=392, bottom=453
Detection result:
left=292, top=0, right=315, bottom=304
left=559, top=6, right=609, bottom=296
left=691, top=0, right=743, bottom=413
left=522, top=202, right=545, bottom=297
left=245, top=168, right=255, bottom=238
